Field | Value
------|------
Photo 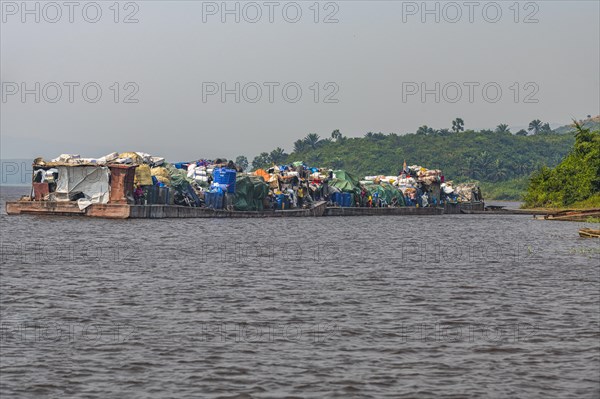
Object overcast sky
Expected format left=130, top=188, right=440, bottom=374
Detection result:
left=1, top=1, right=599, bottom=161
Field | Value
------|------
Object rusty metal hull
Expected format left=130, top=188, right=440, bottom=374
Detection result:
left=5, top=200, right=327, bottom=219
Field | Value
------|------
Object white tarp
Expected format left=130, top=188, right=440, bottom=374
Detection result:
left=55, top=166, right=110, bottom=208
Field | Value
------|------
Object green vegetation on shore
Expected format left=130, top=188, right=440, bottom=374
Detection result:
left=523, top=122, right=600, bottom=208
left=479, top=177, right=530, bottom=201
left=250, top=118, right=587, bottom=200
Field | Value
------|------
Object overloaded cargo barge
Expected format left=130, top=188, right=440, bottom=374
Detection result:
left=6, top=200, right=485, bottom=218
left=5, top=153, right=485, bottom=219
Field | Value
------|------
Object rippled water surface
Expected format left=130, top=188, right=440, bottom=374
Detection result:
left=1, top=186, right=599, bottom=398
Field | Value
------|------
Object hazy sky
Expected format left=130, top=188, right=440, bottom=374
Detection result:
left=1, top=1, right=599, bottom=161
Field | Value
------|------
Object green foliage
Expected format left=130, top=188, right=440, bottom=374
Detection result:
left=496, top=124, right=510, bottom=134
left=305, top=133, right=321, bottom=150
left=528, top=119, right=542, bottom=135
left=251, top=152, right=272, bottom=170
left=524, top=123, right=600, bottom=208
left=250, top=121, right=589, bottom=200
left=480, top=177, right=530, bottom=200
left=331, top=129, right=343, bottom=141
left=235, top=155, right=249, bottom=171
left=452, top=118, right=465, bottom=133
left=269, top=147, right=288, bottom=164
left=570, top=193, right=600, bottom=209
left=281, top=129, right=574, bottom=187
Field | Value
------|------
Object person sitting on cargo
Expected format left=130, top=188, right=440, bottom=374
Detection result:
left=297, top=186, right=305, bottom=208
left=134, top=184, right=144, bottom=205
left=360, top=187, right=367, bottom=207
left=322, top=178, right=329, bottom=201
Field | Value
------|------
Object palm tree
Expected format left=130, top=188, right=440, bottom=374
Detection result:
left=540, top=122, right=551, bottom=133
left=515, top=161, right=529, bottom=176
left=475, top=151, right=494, bottom=179
left=304, top=133, right=320, bottom=150
left=495, top=124, right=510, bottom=134
left=528, top=119, right=542, bottom=135
left=331, top=129, right=342, bottom=141
left=293, top=139, right=306, bottom=153
left=269, top=147, right=287, bottom=164
left=460, top=156, right=476, bottom=178
left=309, top=152, right=322, bottom=165
left=451, top=118, right=464, bottom=133
left=251, top=152, right=272, bottom=170
left=488, top=159, right=509, bottom=182
left=416, top=125, right=436, bottom=135
left=330, top=157, right=344, bottom=169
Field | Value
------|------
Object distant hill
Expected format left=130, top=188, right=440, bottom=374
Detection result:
left=248, top=119, right=589, bottom=200
left=253, top=130, right=575, bottom=184
left=553, top=115, right=600, bottom=134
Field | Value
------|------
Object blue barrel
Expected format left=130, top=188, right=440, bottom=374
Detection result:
left=173, top=162, right=189, bottom=170
left=214, top=192, right=224, bottom=209
left=342, top=192, right=353, bottom=207
left=205, top=191, right=224, bottom=209
left=331, top=192, right=342, bottom=206
left=213, top=168, right=237, bottom=193
left=276, top=194, right=287, bottom=210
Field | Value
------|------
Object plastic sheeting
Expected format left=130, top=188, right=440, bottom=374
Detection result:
left=135, top=165, right=153, bottom=186
left=365, top=183, right=406, bottom=206
left=234, top=176, right=269, bottom=211
left=333, top=170, right=360, bottom=187
left=233, top=176, right=269, bottom=211
left=54, top=166, right=110, bottom=208
left=328, top=178, right=358, bottom=193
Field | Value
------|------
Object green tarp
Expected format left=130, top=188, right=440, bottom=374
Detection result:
left=333, top=170, right=360, bottom=187
left=329, top=169, right=361, bottom=194
left=234, top=175, right=269, bottom=211
left=329, top=178, right=359, bottom=194
left=365, top=182, right=406, bottom=206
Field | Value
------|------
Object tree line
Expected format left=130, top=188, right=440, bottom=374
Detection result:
left=245, top=118, right=579, bottom=188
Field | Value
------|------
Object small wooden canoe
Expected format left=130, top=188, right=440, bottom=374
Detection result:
left=579, top=228, right=600, bottom=238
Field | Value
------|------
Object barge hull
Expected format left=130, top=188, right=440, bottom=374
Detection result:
left=324, top=206, right=444, bottom=216
left=5, top=201, right=327, bottom=219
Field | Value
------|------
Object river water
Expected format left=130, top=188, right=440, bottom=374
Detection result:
left=1, top=186, right=599, bottom=398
